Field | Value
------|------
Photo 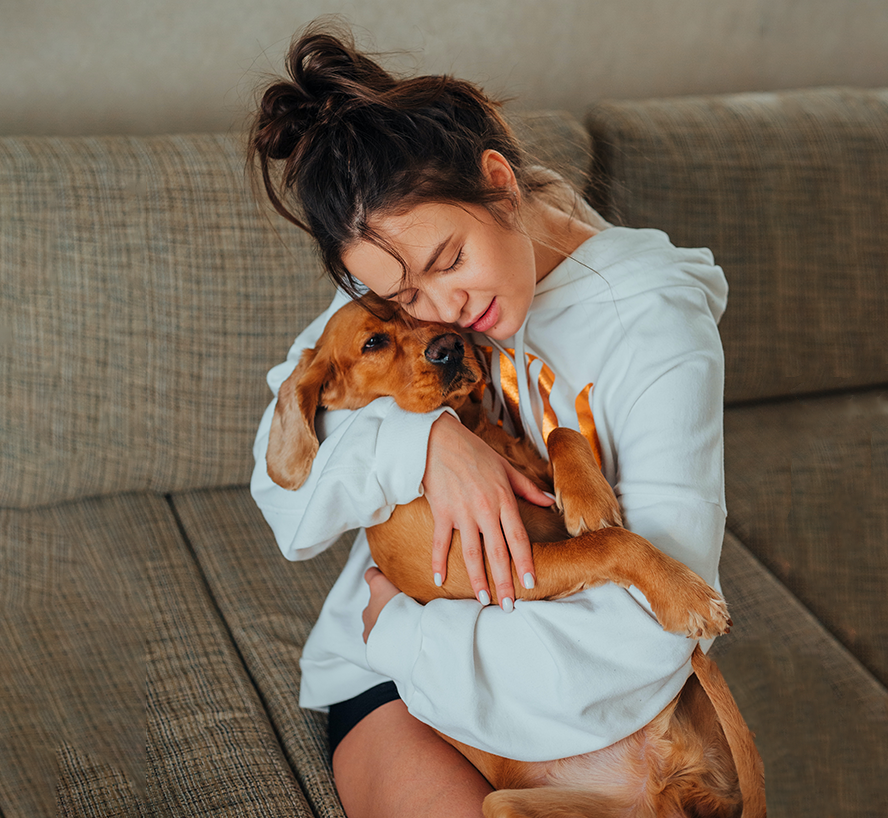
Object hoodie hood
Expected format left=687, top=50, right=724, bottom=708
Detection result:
left=532, top=227, right=729, bottom=324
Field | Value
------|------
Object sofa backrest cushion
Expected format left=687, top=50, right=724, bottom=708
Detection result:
left=0, top=114, right=590, bottom=507
left=585, top=87, right=888, bottom=405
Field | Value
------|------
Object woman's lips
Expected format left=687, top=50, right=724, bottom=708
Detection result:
left=469, top=299, right=499, bottom=333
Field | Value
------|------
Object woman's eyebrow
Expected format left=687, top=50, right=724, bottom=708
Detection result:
left=422, top=235, right=452, bottom=273
left=380, top=235, right=453, bottom=299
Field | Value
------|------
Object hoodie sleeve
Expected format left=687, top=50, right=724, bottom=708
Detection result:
left=366, top=580, right=696, bottom=759
left=250, top=290, right=450, bottom=562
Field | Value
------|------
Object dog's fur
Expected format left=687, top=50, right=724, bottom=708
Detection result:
left=267, top=294, right=766, bottom=817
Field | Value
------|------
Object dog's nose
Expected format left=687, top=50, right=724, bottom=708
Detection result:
left=425, top=334, right=464, bottom=366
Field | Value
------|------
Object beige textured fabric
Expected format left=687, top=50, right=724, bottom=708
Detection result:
left=56, top=742, right=147, bottom=818
left=0, top=495, right=148, bottom=817
left=724, top=388, right=888, bottom=686
left=172, top=485, right=888, bottom=818
left=585, top=87, right=888, bottom=404
left=0, top=113, right=590, bottom=510
left=714, top=532, right=888, bottom=817
left=147, top=488, right=315, bottom=818
left=0, top=492, right=313, bottom=817
left=0, top=133, right=334, bottom=508
left=169, top=487, right=350, bottom=818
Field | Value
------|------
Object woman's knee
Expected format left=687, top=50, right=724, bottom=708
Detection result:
left=331, top=700, right=491, bottom=818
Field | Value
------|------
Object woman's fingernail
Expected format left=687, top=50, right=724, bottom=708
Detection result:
left=502, top=597, right=514, bottom=614
left=434, top=572, right=443, bottom=587
left=478, top=590, right=491, bottom=606
left=523, top=572, right=535, bottom=590
left=542, top=491, right=556, bottom=501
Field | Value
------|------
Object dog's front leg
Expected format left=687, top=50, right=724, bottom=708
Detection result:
left=544, top=427, right=730, bottom=640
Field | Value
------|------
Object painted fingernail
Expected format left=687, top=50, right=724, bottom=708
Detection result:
left=434, top=572, right=443, bottom=587
left=542, top=491, right=556, bottom=501
left=478, top=590, right=491, bottom=606
left=523, top=572, right=535, bottom=590
left=502, top=597, right=514, bottom=614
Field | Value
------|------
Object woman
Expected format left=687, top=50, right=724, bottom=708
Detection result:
left=248, top=22, right=728, bottom=818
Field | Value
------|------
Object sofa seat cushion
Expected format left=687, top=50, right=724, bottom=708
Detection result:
left=172, top=485, right=888, bottom=817
left=724, top=388, right=888, bottom=686
left=168, top=487, right=350, bottom=818
left=0, top=493, right=314, bottom=818
left=713, top=531, right=888, bottom=816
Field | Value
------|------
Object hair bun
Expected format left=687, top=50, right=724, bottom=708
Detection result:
left=254, top=28, right=393, bottom=161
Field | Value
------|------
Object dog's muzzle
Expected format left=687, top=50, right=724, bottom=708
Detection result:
left=425, top=334, right=465, bottom=367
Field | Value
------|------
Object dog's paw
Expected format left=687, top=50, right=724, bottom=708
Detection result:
left=651, top=575, right=732, bottom=640
left=555, top=485, right=622, bottom=537
left=682, top=591, right=732, bottom=641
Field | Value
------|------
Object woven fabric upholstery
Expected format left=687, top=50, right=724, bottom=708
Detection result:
left=169, top=487, right=351, bottom=818
left=0, top=113, right=590, bottom=510
left=585, top=87, right=888, bottom=404
left=0, top=133, right=334, bottom=508
left=724, top=388, right=888, bottom=686
left=147, top=492, right=313, bottom=818
left=0, top=495, right=148, bottom=817
left=713, top=532, right=888, bottom=817
left=56, top=742, right=147, bottom=818
left=0, top=492, right=312, bottom=818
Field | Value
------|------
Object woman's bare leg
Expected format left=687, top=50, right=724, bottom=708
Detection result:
left=332, top=699, right=493, bottom=818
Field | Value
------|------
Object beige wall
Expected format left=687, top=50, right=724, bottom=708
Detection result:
left=1, top=0, right=886, bottom=136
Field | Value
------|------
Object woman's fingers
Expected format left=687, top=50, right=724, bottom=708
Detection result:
left=430, top=516, right=454, bottom=588
left=508, top=465, right=556, bottom=508
left=459, top=527, right=492, bottom=606
left=422, top=412, right=541, bottom=611
left=498, top=498, right=536, bottom=594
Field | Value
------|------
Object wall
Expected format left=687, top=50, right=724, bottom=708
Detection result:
left=1, top=0, right=886, bottom=136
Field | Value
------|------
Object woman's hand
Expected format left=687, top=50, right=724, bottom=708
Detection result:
left=362, top=567, right=401, bottom=643
left=422, top=412, right=554, bottom=611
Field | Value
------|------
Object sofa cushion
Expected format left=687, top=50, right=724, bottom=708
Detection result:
left=0, top=493, right=314, bottom=817
left=724, top=388, right=888, bottom=686
left=0, top=112, right=591, bottom=509
left=56, top=742, right=146, bottom=818
left=712, top=531, right=888, bottom=816
left=585, top=87, right=888, bottom=404
left=169, top=487, right=350, bottom=818
left=171, top=485, right=888, bottom=817
left=0, top=133, right=334, bottom=508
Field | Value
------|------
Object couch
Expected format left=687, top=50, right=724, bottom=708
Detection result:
left=1, top=86, right=886, bottom=817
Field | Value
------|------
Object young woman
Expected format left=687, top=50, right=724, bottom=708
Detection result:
left=248, top=23, right=728, bottom=818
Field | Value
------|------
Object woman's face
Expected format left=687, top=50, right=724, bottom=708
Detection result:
left=342, top=199, right=539, bottom=341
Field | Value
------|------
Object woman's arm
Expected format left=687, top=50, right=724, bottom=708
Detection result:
left=251, top=290, right=449, bottom=561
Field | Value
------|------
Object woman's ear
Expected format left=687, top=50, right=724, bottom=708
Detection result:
left=480, top=149, right=519, bottom=194
left=266, top=347, right=330, bottom=490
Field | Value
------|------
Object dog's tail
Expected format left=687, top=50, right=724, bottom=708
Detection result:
left=483, top=786, right=632, bottom=818
left=691, top=646, right=767, bottom=818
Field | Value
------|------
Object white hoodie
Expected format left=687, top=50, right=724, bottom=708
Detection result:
left=250, top=226, right=729, bottom=762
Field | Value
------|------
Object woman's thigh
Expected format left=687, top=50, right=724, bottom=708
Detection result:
left=331, top=699, right=492, bottom=818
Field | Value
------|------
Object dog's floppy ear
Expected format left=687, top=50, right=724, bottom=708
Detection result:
left=267, top=346, right=331, bottom=490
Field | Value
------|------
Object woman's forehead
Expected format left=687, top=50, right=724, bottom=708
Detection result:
left=344, top=201, right=465, bottom=289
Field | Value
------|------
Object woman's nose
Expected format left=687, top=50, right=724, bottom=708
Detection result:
left=428, top=283, right=467, bottom=325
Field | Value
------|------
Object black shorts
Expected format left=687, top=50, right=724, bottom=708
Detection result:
left=327, top=681, right=401, bottom=758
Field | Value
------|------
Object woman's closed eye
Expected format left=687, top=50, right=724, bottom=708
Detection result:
left=444, top=248, right=464, bottom=273
left=395, top=250, right=464, bottom=307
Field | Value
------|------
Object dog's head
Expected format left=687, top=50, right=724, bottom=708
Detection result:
left=267, top=293, right=484, bottom=490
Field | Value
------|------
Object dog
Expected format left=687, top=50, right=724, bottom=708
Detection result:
left=267, top=293, right=766, bottom=817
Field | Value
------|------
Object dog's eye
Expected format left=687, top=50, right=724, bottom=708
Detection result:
left=362, top=333, right=389, bottom=353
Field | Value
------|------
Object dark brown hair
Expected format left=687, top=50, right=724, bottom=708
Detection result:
left=247, top=21, right=558, bottom=297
